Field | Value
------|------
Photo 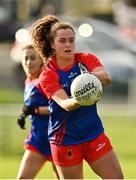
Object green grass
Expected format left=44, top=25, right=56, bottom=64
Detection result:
left=102, top=115, right=136, bottom=178
left=0, top=155, right=56, bottom=179
left=0, top=89, right=23, bottom=103
left=0, top=155, right=99, bottom=179
left=0, top=113, right=136, bottom=179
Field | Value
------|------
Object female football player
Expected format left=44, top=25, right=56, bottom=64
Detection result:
left=17, top=44, right=59, bottom=179
left=31, top=15, right=124, bottom=179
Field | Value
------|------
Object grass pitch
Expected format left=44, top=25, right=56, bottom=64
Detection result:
left=0, top=109, right=136, bottom=179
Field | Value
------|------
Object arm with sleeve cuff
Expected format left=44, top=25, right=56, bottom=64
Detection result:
left=80, top=53, right=112, bottom=86
left=39, top=68, right=80, bottom=112
left=22, top=105, right=49, bottom=115
left=17, top=105, right=49, bottom=129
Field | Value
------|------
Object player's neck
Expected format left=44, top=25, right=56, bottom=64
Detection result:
left=56, top=56, right=74, bottom=69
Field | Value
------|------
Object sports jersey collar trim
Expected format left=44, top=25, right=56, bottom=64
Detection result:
left=25, top=77, right=39, bottom=85
left=52, top=55, right=77, bottom=72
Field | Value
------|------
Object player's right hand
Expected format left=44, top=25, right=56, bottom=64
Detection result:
left=17, top=114, right=26, bottom=129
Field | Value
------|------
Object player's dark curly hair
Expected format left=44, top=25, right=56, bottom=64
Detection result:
left=31, top=15, right=59, bottom=62
left=31, top=15, right=75, bottom=63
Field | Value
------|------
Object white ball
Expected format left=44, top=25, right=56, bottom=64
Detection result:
left=70, top=73, right=103, bottom=106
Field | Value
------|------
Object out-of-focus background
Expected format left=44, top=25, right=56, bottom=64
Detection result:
left=0, top=0, right=136, bottom=179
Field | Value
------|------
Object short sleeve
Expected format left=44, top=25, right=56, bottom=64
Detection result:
left=39, top=67, right=62, bottom=99
left=79, top=53, right=103, bottom=72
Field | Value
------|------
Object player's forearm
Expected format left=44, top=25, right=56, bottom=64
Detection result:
left=60, top=98, right=80, bottom=111
left=91, top=67, right=112, bottom=86
left=38, top=106, right=49, bottom=115
left=52, top=89, right=80, bottom=111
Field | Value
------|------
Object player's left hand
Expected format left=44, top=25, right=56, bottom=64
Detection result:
left=23, top=105, right=39, bottom=116
left=17, top=114, right=26, bottom=129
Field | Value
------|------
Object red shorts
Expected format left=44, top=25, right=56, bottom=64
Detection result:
left=24, top=144, right=52, bottom=161
left=50, top=132, right=113, bottom=167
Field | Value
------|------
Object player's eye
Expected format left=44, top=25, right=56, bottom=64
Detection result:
left=30, top=55, right=36, bottom=60
left=59, top=39, right=66, bottom=43
left=24, top=57, right=28, bottom=62
left=69, top=38, right=74, bottom=42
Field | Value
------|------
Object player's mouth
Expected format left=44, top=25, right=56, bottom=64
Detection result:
left=64, top=49, right=72, bottom=53
left=27, top=66, right=33, bottom=71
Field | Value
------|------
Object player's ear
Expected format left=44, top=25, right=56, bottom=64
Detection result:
left=40, top=62, right=44, bottom=67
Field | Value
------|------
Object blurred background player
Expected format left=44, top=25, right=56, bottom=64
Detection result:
left=17, top=44, right=59, bottom=179
left=113, top=0, right=136, bottom=41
